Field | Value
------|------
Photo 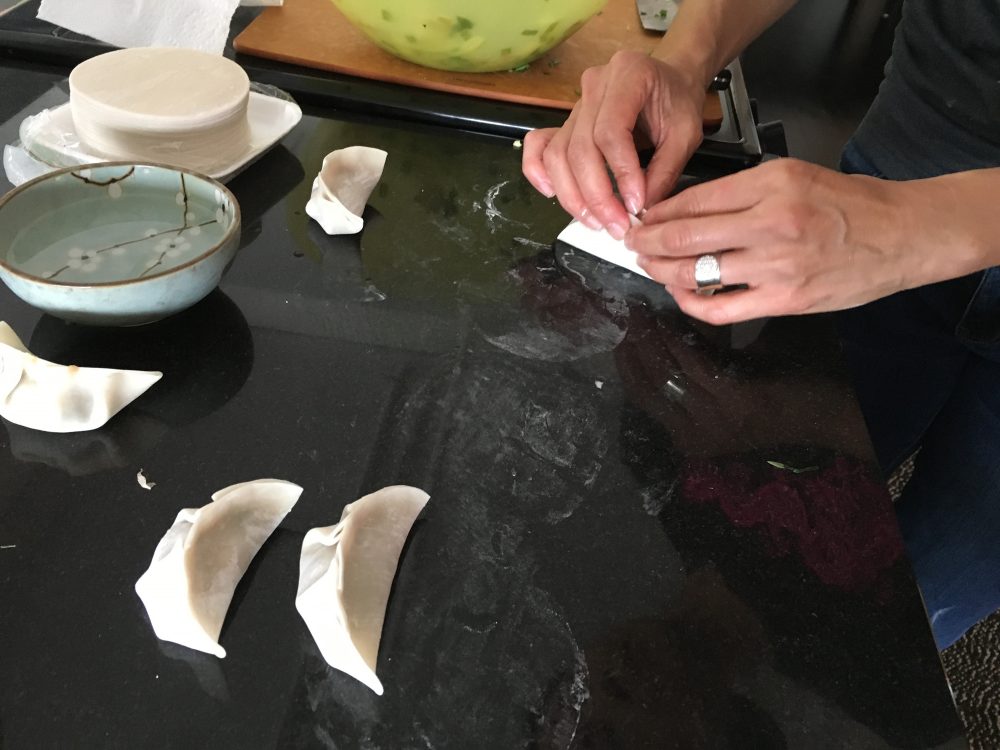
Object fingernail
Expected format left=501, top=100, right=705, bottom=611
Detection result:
left=580, top=209, right=603, bottom=231
left=538, top=179, right=555, bottom=198
left=608, top=222, right=628, bottom=241
left=624, top=193, right=642, bottom=216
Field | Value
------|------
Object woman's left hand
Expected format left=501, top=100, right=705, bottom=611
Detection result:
left=625, top=158, right=926, bottom=324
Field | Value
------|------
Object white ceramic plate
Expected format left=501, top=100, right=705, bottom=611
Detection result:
left=16, top=91, right=302, bottom=183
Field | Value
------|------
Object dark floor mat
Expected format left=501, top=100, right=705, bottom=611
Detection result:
left=889, top=452, right=996, bottom=748
left=942, top=611, right=1000, bottom=749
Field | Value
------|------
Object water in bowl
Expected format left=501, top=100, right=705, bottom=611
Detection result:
left=3, top=166, right=235, bottom=285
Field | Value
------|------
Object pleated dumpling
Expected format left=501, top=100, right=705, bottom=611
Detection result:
left=0, top=321, right=161, bottom=433
left=135, top=478, right=303, bottom=657
left=305, top=146, right=387, bottom=235
left=296, top=485, right=429, bottom=695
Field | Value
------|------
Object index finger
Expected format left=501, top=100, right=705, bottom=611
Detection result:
left=522, top=128, right=558, bottom=198
left=591, top=82, right=650, bottom=215
left=644, top=166, right=769, bottom=224
left=643, top=118, right=704, bottom=207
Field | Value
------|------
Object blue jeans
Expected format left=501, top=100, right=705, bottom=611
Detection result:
left=837, top=140, right=1000, bottom=650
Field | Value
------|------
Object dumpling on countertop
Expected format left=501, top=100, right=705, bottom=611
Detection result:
left=0, top=320, right=161, bottom=433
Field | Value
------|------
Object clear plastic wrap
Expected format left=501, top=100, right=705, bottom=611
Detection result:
left=3, top=82, right=300, bottom=188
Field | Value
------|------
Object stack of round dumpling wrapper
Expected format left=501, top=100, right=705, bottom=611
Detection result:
left=68, top=47, right=253, bottom=174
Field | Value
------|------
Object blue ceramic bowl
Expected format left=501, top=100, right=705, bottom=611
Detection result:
left=0, top=163, right=241, bottom=326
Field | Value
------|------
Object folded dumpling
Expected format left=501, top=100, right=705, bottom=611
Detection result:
left=135, top=478, right=303, bottom=657
left=296, top=485, right=429, bottom=694
left=0, top=320, right=161, bottom=433
left=556, top=216, right=650, bottom=279
left=304, top=146, right=387, bottom=235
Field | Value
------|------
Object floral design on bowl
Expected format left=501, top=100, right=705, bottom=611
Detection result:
left=0, top=163, right=240, bottom=326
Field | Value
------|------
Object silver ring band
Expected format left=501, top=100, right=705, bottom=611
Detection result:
left=694, top=253, right=723, bottom=293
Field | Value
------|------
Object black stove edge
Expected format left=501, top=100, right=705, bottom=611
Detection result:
left=0, top=21, right=774, bottom=168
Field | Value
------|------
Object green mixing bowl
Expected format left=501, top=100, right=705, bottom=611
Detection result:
left=331, top=0, right=607, bottom=73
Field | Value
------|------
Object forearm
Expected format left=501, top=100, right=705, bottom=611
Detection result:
left=899, top=168, right=1000, bottom=286
left=653, top=0, right=798, bottom=86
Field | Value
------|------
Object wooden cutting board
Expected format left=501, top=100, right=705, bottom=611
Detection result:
left=234, top=0, right=723, bottom=125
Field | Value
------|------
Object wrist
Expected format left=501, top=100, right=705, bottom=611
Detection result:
left=893, top=172, right=999, bottom=287
left=653, top=38, right=718, bottom=89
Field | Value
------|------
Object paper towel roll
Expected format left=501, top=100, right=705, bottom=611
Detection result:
left=37, top=0, right=243, bottom=55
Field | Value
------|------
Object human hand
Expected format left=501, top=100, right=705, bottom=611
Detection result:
left=521, top=51, right=708, bottom=240
left=625, top=158, right=918, bottom=324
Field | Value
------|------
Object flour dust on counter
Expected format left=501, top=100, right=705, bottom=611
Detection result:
left=280, top=559, right=590, bottom=749
left=372, top=347, right=613, bottom=524
left=474, top=179, right=529, bottom=235
left=480, top=294, right=628, bottom=363
left=269, top=346, right=624, bottom=747
left=478, top=250, right=631, bottom=363
left=307, top=116, right=569, bottom=308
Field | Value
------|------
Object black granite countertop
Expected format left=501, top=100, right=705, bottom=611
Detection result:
left=0, top=32, right=966, bottom=750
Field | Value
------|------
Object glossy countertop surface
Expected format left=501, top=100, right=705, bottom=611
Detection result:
left=0, top=61, right=965, bottom=749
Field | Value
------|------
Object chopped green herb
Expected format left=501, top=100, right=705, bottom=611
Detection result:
left=500, top=47, right=512, bottom=55
left=454, top=16, right=474, bottom=31
left=521, top=28, right=538, bottom=36
left=510, top=63, right=531, bottom=72
left=547, top=57, right=560, bottom=67
left=405, top=34, right=417, bottom=43
left=766, top=460, right=820, bottom=474
left=658, top=8, right=668, bottom=17
left=381, top=9, right=392, bottom=21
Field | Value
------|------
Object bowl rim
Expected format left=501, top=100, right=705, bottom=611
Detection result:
left=0, top=160, right=242, bottom=289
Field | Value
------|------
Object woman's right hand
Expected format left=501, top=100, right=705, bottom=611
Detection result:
left=521, top=50, right=708, bottom=240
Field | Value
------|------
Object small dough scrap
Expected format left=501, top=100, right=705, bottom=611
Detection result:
left=296, top=485, right=429, bottom=694
left=137, top=469, right=156, bottom=490
left=135, top=478, right=303, bottom=657
left=0, top=321, right=161, bottom=433
left=305, top=146, right=387, bottom=235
